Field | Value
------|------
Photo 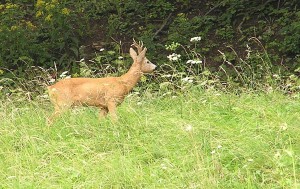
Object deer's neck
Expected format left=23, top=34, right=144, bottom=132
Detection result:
left=120, top=63, right=142, bottom=93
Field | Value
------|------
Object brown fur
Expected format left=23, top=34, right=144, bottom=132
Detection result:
left=47, top=41, right=156, bottom=123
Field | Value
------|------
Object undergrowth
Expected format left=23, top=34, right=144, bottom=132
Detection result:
left=1, top=36, right=300, bottom=100
left=1, top=0, right=300, bottom=78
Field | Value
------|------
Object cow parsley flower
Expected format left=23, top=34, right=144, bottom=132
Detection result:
left=190, top=36, right=201, bottom=42
left=186, top=59, right=202, bottom=64
left=167, top=53, right=181, bottom=62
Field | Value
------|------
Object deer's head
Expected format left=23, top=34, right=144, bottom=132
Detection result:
left=130, top=40, right=156, bottom=73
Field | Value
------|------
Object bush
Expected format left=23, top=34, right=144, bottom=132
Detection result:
left=0, top=1, right=86, bottom=76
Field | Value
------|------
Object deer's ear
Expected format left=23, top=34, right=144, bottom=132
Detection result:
left=137, top=47, right=147, bottom=62
left=130, top=48, right=137, bottom=60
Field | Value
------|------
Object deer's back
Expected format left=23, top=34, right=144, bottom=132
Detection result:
left=48, top=77, right=127, bottom=107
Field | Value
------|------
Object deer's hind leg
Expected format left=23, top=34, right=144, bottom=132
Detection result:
left=47, top=87, right=73, bottom=125
left=99, top=107, right=108, bottom=120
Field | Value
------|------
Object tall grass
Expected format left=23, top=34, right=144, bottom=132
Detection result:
left=1, top=89, right=299, bottom=188
left=0, top=37, right=299, bottom=188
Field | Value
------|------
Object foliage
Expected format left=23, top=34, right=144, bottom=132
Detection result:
left=1, top=0, right=300, bottom=95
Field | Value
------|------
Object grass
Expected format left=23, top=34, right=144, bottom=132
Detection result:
left=0, top=88, right=299, bottom=188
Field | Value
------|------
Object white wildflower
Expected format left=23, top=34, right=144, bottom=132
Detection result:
left=118, top=56, right=123, bottom=60
left=49, top=78, right=55, bottom=83
left=181, top=77, right=193, bottom=83
left=60, top=71, right=68, bottom=77
left=60, top=71, right=71, bottom=79
left=181, top=77, right=189, bottom=82
left=99, top=48, right=105, bottom=52
left=162, top=92, right=172, bottom=97
left=164, top=74, right=172, bottom=78
left=190, top=36, right=201, bottom=42
left=40, top=94, right=48, bottom=99
left=194, top=60, right=202, bottom=64
left=161, top=163, right=167, bottom=170
left=280, top=123, right=288, bottom=131
left=186, top=59, right=202, bottom=64
left=247, top=158, right=254, bottom=162
left=137, top=102, right=142, bottom=106
left=184, top=124, right=193, bottom=132
left=274, top=151, right=281, bottom=158
left=217, top=145, right=222, bottom=149
left=59, top=71, right=68, bottom=78
left=167, top=53, right=181, bottom=62
left=186, top=60, right=193, bottom=64
left=211, top=150, right=216, bottom=155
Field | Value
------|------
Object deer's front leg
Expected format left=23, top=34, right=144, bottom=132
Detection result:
left=47, top=105, right=66, bottom=125
left=107, top=101, right=118, bottom=122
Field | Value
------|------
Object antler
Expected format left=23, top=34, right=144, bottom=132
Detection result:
left=132, top=39, right=144, bottom=54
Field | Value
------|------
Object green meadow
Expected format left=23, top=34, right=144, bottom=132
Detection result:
left=0, top=89, right=299, bottom=188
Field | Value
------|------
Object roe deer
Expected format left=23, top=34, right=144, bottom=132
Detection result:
left=47, top=40, right=156, bottom=124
